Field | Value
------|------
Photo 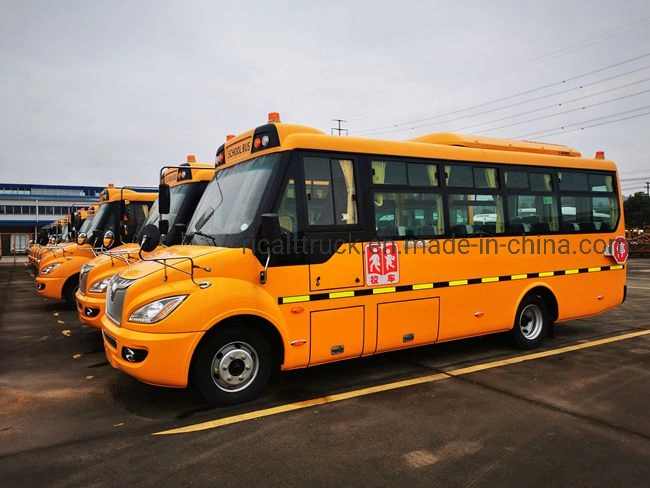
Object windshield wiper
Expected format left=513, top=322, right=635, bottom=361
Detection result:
left=188, top=230, right=218, bottom=246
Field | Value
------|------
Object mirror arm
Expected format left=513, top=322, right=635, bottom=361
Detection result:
left=260, top=250, right=271, bottom=284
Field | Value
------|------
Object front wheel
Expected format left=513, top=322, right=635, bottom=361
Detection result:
left=62, top=275, right=79, bottom=310
left=510, top=295, right=549, bottom=349
left=193, top=326, right=272, bottom=406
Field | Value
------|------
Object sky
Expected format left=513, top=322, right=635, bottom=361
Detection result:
left=1, top=0, right=649, bottom=196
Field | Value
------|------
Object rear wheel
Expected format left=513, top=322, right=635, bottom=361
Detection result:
left=511, top=294, right=549, bottom=349
left=193, top=326, right=272, bottom=406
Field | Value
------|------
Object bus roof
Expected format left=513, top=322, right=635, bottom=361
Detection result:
left=98, top=186, right=157, bottom=204
left=407, top=133, right=581, bottom=157
left=218, top=115, right=616, bottom=172
left=161, top=161, right=216, bottom=186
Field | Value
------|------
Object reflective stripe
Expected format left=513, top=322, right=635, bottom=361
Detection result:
left=329, top=291, right=355, bottom=299
left=449, top=280, right=468, bottom=287
left=282, top=295, right=310, bottom=304
left=412, top=283, right=434, bottom=290
left=373, top=287, right=396, bottom=294
left=277, top=264, right=625, bottom=305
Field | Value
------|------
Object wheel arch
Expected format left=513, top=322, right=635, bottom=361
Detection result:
left=188, top=314, right=285, bottom=386
left=518, top=283, right=558, bottom=323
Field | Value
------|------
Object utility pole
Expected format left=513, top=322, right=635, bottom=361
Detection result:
left=331, top=119, right=348, bottom=136
left=646, top=181, right=649, bottom=196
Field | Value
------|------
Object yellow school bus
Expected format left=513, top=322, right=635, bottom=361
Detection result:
left=31, top=206, right=97, bottom=267
left=36, top=186, right=156, bottom=307
left=101, top=113, right=626, bottom=405
left=76, top=158, right=215, bottom=328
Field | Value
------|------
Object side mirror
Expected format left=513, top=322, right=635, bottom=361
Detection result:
left=159, top=219, right=169, bottom=235
left=103, top=230, right=115, bottom=249
left=260, top=214, right=281, bottom=251
left=259, top=214, right=280, bottom=284
left=77, top=232, right=87, bottom=245
left=139, top=224, right=161, bottom=253
left=158, top=183, right=171, bottom=214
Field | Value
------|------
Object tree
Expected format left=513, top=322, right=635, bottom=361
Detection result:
left=624, top=192, right=650, bottom=228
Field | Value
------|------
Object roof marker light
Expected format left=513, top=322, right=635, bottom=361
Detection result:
left=595, top=151, right=605, bottom=159
left=226, top=134, right=235, bottom=141
left=187, top=154, right=196, bottom=163
left=268, top=112, right=281, bottom=123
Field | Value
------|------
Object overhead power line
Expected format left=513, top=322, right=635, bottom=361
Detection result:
left=516, top=106, right=650, bottom=139
left=347, top=14, right=650, bottom=123
left=450, top=77, right=650, bottom=133
left=355, top=54, right=650, bottom=137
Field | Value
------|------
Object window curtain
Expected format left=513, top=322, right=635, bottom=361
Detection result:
left=339, top=159, right=357, bottom=224
left=426, top=165, right=438, bottom=186
left=485, top=171, right=504, bottom=233
left=372, top=161, right=386, bottom=206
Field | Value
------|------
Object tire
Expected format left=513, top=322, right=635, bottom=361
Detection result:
left=62, top=275, right=79, bottom=310
left=193, top=326, right=272, bottom=406
left=510, top=294, right=549, bottom=349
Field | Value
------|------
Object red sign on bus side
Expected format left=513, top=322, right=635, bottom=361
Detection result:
left=611, top=236, right=628, bottom=264
left=365, top=242, right=400, bottom=286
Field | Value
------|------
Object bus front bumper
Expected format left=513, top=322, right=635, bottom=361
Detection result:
left=102, top=321, right=203, bottom=388
left=75, top=290, right=105, bottom=328
left=35, top=276, right=64, bottom=300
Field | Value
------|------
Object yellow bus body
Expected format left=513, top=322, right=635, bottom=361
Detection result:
left=102, top=117, right=626, bottom=403
left=75, top=162, right=215, bottom=328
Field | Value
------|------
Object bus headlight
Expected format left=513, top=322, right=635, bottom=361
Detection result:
left=128, top=296, right=187, bottom=324
left=40, top=263, right=62, bottom=275
left=89, top=277, right=111, bottom=293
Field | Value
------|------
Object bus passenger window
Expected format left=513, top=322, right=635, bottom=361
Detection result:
left=304, top=157, right=357, bottom=226
left=374, top=191, right=443, bottom=238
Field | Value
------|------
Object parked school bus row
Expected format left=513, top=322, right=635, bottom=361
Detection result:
left=95, top=113, right=627, bottom=406
left=75, top=159, right=215, bottom=328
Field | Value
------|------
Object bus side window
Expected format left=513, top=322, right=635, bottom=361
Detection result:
left=125, top=203, right=151, bottom=239
left=303, top=157, right=357, bottom=226
left=277, top=179, right=297, bottom=233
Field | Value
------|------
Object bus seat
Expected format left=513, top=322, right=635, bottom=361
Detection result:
left=451, top=224, right=470, bottom=236
left=377, top=226, right=398, bottom=238
left=417, top=225, right=436, bottom=237
left=578, top=222, right=597, bottom=232
left=479, top=224, right=496, bottom=235
left=531, top=222, right=551, bottom=234
left=509, top=223, right=531, bottom=234
left=562, top=222, right=580, bottom=232
left=598, top=222, right=612, bottom=232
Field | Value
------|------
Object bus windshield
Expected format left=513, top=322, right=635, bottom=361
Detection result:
left=185, top=154, right=280, bottom=247
left=86, top=202, right=118, bottom=236
left=76, top=214, right=94, bottom=235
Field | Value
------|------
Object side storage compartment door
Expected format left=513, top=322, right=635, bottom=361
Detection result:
left=309, top=306, right=365, bottom=365
left=376, top=298, right=439, bottom=353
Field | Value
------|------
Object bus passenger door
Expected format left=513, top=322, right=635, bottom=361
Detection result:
left=300, top=154, right=366, bottom=365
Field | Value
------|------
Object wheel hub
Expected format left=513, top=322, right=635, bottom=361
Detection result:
left=211, top=341, right=258, bottom=392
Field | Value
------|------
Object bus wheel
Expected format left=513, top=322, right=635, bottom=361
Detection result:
left=511, top=294, right=549, bottom=349
left=62, top=275, right=79, bottom=309
left=193, top=326, right=272, bottom=406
